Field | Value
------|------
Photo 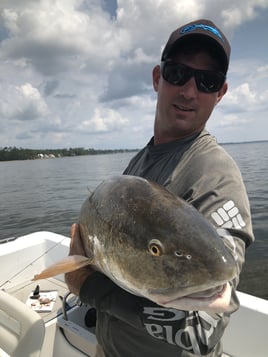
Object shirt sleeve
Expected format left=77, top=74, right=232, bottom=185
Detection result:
left=167, top=136, right=254, bottom=266
left=80, top=272, right=153, bottom=330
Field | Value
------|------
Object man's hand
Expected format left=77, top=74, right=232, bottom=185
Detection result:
left=65, top=223, right=95, bottom=296
left=69, top=223, right=87, bottom=256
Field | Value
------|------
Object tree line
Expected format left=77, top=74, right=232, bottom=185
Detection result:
left=0, top=147, right=138, bottom=161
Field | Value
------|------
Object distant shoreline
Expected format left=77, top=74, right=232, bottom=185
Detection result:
left=1, top=140, right=267, bottom=161
left=0, top=147, right=139, bottom=162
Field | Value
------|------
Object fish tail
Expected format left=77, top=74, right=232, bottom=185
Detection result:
left=32, top=255, right=91, bottom=280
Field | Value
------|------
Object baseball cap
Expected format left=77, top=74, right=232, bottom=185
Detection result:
left=161, top=19, right=231, bottom=74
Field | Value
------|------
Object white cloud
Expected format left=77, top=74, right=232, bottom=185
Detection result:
left=256, top=64, right=268, bottom=80
left=217, top=113, right=250, bottom=128
left=78, top=107, right=129, bottom=133
left=0, top=82, right=49, bottom=121
left=0, top=0, right=126, bottom=75
left=221, top=0, right=268, bottom=26
left=225, top=83, right=256, bottom=107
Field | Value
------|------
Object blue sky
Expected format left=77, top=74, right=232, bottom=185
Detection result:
left=0, top=0, right=268, bottom=149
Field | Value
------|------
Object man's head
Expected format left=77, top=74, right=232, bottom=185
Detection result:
left=152, top=19, right=230, bottom=144
left=161, top=19, right=231, bottom=75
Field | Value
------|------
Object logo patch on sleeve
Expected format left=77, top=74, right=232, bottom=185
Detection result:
left=211, top=200, right=246, bottom=229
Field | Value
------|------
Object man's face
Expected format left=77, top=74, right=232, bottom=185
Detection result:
left=152, top=51, right=227, bottom=145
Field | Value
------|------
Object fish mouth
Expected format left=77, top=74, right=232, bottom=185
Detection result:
left=154, top=283, right=232, bottom=313
left=185, top=284, right=226, bottom=299
left=157, top=283, right=227, bottom=306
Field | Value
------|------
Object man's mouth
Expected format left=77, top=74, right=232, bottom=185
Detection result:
left=173, top=104, right=193, bottom=112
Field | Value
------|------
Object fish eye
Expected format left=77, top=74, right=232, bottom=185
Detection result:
left=148, top=239, right=163, bottom=256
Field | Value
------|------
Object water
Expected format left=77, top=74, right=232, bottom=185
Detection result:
left=221, top=142, right=268, bottom=299
left=0, top=144, right=267, bottom=299
left=0, top=153, right=134, bottom=239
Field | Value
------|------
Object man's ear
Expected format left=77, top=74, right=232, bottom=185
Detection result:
left=216, top=81, right=228, bottom=104
left=152, top=65, right=161, bottom=92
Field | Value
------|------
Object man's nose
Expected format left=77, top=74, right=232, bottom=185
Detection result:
left=178, top=76, right=198, bottom=99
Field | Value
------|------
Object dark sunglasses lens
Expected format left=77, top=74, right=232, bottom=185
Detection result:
left=196, top=71, right=225, bottom=93
left=162, top=62, right=225, bottom=93
left=162, top=63, right=190, bottom=86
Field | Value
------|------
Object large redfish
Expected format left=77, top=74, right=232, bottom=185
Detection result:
left=33, top=175, right=237, bottom=312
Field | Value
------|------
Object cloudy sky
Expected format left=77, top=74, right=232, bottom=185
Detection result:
left=1, top=0, right=268, bottom=150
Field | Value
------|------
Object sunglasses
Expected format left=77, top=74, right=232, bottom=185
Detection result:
left=160, top=61, right=226, bottom=93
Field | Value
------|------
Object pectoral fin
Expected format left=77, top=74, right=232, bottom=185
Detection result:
left=32, top=255, right=91, bottom=280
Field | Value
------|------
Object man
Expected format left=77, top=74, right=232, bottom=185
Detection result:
left=66, top=19, right=254, bottom=356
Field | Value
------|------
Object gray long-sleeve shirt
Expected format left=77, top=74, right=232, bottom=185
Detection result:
left=80, top=130, right=254, bottom=357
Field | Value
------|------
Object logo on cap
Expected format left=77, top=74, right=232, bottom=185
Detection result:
left=180, top=24, right=224, bottom=42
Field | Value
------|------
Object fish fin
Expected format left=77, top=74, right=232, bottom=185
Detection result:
left=32, top=255, right=91, bottom=281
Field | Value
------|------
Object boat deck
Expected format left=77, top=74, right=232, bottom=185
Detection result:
left=4, top=278, right=232, bottom=357
left=4, top=278, right=76, bottom=324
left=1, top=277, right=97, bottom=357
left=3, top=277, right=232, bottom=357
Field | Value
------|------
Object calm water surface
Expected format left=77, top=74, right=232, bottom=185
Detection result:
left=0, top=143, right=267, bottom=299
